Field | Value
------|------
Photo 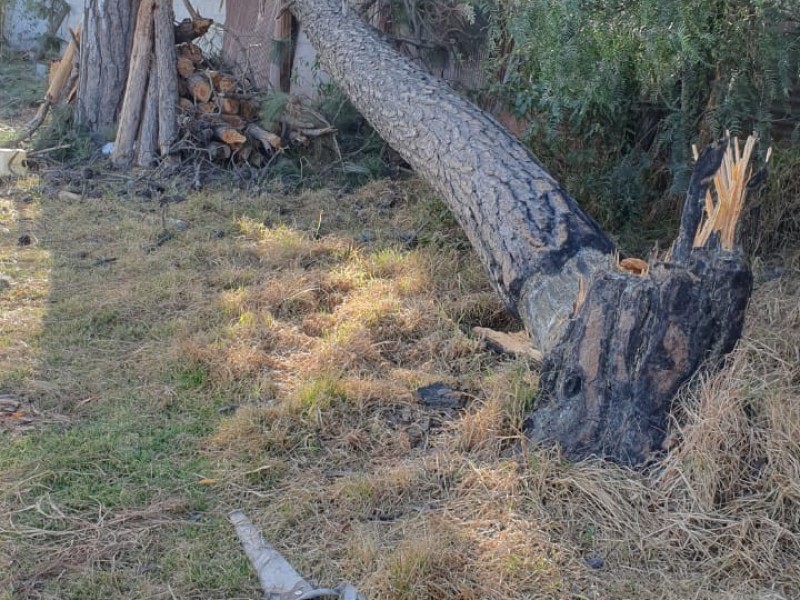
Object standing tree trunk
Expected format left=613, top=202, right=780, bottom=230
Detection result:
left=111, top=0, right=155, bottom=167
left=153, top=0, right=178, bottom=157
left=77, top=0, right=141, bottom=134
left=290, top=0, right=754, bottom=464
left=136, top=55, right=159, bottom=167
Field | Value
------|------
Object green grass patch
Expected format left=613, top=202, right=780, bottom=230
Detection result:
left=0, top=403, right=212, bottom=519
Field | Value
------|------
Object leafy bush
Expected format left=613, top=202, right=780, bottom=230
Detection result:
left=479, top=0, right=799, bottom=250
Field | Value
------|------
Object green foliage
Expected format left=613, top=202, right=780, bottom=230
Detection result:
left=33, top=105, right=94, bottom=160
left=261, top=84, right=389, bottom=190
left=480, top=0, right=799, bottom=250
left=260, top=91, right=290, bottom=130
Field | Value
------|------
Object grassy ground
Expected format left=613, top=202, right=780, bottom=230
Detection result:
left=1, top=53, right=799, bottom=600
left=0, top=52, right=42, bottom=146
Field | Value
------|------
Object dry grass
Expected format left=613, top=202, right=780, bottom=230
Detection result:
left=1, top=163, right=798, bottom=598
left=1, top=55, right=799, bottom=597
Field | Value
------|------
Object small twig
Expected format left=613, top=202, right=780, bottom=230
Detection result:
left=26, top=144, right=72, bottom=157
left=180, top=0, right=202, bottom=21
left=297, top=126, right=338, bottom=137
left=167, top=583, right=179, bottom=600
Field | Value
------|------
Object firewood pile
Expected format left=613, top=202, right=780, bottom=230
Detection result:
left=172, top=40, right=285, bottom=168
left=28, top=0, right=336, bottom=169
left=112, top=1, right=270, bottom=168
left=110, top=0, right=339, bottom=169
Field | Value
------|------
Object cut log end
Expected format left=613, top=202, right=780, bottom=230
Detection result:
left=177, top=56, right=196, bottom=78
left=214, top=126, right=247, bottom=145
left=187, top=73, right=212, bottom=103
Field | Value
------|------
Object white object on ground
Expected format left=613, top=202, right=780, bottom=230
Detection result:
left=0, top=149, right=28, bottom=177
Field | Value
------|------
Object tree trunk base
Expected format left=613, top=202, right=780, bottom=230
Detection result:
left=525, top=250, right=752, bottom=465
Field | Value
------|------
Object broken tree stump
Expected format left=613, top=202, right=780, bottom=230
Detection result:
left=525, top=142, right=754, bottom=464
left=289, top=0, right=761, bottom=465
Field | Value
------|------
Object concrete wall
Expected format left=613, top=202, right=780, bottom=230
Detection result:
left=2, top=0, right=50, bottom=50
left=290, top=28, right=330, bottom=99
left=3, top=0, right=330, bottom=98
left=3, top=0, right=226, bottom=51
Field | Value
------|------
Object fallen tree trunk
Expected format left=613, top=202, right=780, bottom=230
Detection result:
left=291, top=0, right=756, bottom=464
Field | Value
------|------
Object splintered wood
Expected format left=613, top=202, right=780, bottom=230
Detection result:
left=692, top=134, right=771, bottom=250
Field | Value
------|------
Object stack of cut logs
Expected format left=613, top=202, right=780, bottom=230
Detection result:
left=174, top=42, right=282, bottom=167
left=111, top=0, right=288, bottom=168
left=26, top=0, right=336, bottom=169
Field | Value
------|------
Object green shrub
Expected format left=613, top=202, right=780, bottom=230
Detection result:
left=478, top=0, right=799, bottom=251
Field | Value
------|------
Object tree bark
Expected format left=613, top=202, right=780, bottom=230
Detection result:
left=77, top=0, right=141, bottom=134
left=290, top=0, right=754, bottom=464
left=136, top=55, right=159, bottom=168
left=111, top=0, right=156, bottom=167
left=154, top=0, right=179, bottom=157
left=291, top=0, right=614, bottom=350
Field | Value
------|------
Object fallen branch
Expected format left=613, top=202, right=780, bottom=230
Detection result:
left=227, top=510, right=313, bottom=598
left=5, top=24, right=82, bottom=146
left=228, top=510, right=365, bottom=600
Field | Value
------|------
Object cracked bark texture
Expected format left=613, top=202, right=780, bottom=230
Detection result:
left=291, top=0, right=753, bottom=464
left=78, top=0, right=141, bottom=134
left=526, top=145, right=752, bottom=464
left=292, top=0, right=616, bottom=353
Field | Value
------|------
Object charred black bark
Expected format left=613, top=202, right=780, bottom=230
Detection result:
left=291, top=0, right=753, bottom=464
left=525, top=140, right=752, bottom=464
left=527, top=253, right=751, bottom=464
